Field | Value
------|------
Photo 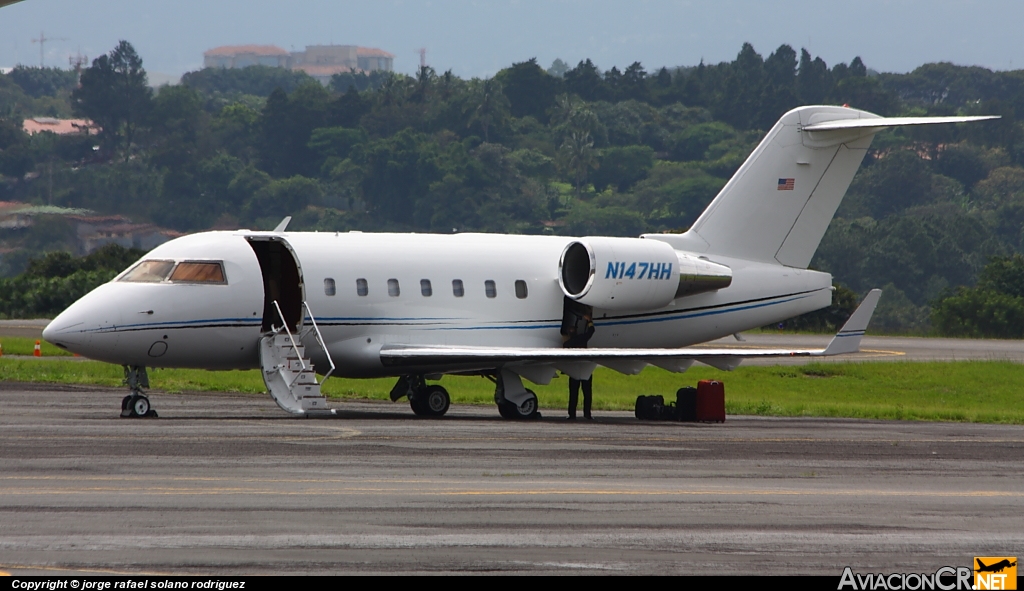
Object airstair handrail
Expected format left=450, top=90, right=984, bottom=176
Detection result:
left=302, top=301, right=336, bottom=382
left=271, top=300, right=308, bottom=372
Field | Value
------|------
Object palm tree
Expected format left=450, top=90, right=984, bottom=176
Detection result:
left=467, top=78, right=510, bottom=142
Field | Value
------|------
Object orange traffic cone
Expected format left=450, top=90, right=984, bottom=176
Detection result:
left=33, top=340, right=41, bottom=357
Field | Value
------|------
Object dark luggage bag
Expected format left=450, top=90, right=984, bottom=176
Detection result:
left=676, top=386, right=697, bottom=422
left=635, top=395, right=665, bottom=420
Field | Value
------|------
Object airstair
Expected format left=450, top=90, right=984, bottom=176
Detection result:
left=259, top=301, right=336, bottom=415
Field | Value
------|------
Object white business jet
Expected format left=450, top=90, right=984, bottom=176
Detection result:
left=42, top=106, right=995, bottom=419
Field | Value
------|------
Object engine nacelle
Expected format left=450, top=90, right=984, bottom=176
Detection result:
left=559, top=237, right=732, bottom=311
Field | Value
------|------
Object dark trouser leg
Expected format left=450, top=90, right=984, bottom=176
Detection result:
left=568, top=378, right=580, bottom=417
left=582, top=377, right=593, bottom=418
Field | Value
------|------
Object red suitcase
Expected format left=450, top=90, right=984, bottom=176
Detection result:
left=696, top=380, right=726, bottom=422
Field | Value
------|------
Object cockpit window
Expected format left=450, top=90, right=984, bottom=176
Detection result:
left=169, top=262, right=226, bottom=284
left=120, top=260, right=226, bottom=284
left=119, top=260, right=175, bottom=283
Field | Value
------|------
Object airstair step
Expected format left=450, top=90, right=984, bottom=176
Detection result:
left=259, top=301, right=335, bottom=416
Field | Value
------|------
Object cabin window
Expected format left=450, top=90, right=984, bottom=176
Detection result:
left=168, top=262, right=226, bottom=284
left=515, top=280, right=528, bottom=299
left=388, top=278, right=401, bottom=297
left=356, top=278, right=368, bottom=296
left=119, top=260, right=175, bottom=283
left=420, top=279, right=432, bottom=297
left=324, top=278, right=336, bottom=296
left=485, top=280, right=497, bottom=298
left=452, top=279, right=464, bottom=297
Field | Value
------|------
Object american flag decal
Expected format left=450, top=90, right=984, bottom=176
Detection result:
left=778, top=178, right=795, bottom=191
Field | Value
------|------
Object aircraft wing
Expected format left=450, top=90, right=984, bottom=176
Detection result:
left=380, top=290, right=881, bottom=380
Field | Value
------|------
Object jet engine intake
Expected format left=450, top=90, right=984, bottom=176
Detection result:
left=559, top=237, right=731, bottom=311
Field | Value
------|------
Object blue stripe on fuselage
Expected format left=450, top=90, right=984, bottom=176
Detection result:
left=80, top=290, right=820, bottom=334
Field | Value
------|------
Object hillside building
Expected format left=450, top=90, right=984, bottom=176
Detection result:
left=203, top=44, right=395, bottom=85
left=203, top=45, right=291, bottom=69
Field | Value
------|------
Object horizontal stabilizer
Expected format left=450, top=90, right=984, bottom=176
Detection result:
left=803, top=115, right=999, bottom=132
left=649, top=106, right=998, bottom=269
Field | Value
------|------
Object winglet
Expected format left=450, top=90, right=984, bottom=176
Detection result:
left=819, top=289, right=882, bottom=356
left=273, top=216, right=292, bottom=232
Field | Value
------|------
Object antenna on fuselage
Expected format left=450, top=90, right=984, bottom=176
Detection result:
left=273, top=216, right=292, bottom=232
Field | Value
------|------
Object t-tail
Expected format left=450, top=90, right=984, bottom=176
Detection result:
left=648, top=106, right=997, bottom=267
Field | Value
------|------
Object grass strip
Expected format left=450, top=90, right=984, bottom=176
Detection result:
left=0, top=336, right=74, bottom=357
left=2, top=358, right=1023, bottom=424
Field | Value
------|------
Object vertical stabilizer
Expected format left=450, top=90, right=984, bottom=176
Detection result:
left=683, top=106, right=876, bottom=267
left=646, top=106, right=997, bottom=268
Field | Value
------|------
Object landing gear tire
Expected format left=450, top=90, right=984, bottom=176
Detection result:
left=121, top=364, right=156, bottom=418
left=499, top=390, right=540, bottom=420
left=423, top=385, right=450, bottom=417
left=131, top=395, right=150, bottom=417
left=409, top=395, right=429, bottom=416
left=123, top=394, right=157, bottom=418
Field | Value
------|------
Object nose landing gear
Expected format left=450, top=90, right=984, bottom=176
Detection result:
left=120, top=365, right=158, bottom=418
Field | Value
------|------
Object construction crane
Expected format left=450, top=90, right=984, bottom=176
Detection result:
left=31, top=31, right=68, bottom=67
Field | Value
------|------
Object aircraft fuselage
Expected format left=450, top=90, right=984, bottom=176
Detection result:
left=43, top=230, right=833, bottom=378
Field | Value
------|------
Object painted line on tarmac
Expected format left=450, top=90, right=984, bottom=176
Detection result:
left=0, top=564, right=174, bottom=576
left=1, top=486, right=1021, bottom=498
left=859, top=348, right=906, bottom=357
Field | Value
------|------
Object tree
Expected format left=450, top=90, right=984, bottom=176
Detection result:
left=797, top=48, right=831, bottom=105
left=243, top=175, right=322, bottom=223
left=547, top=59, right=570, bottom=78
left=148, top=84, right=206, bottom=169
left=716, top=43, right=766, bottom=130
left=181, top=65, right=315, bottom=97
left=932, top=285, right=1024, bottom=338
left=564, top=59, right=605, bottom=102
left=668, top=121, right=735, bottom=161
left=72, top=41, right=152, bottom=160
left=7, top=66, right=77, bottom=98
left=467, top=78, right=510, bottom=143
left=552, top=95, right=601, bottom=197
left=329, top=70, right=388, bottom=94
left=621, top=62, right=649, bottom=103
left=258, top=82, right=331, bottom=177
left=592, top=145, right=654, bottom=192
left=353, top=129, right=439, bottom=226
left=496, top=58, right=561, bottom=122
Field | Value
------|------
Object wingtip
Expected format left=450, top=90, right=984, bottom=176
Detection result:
left=820, top=289, right=882, bottom=356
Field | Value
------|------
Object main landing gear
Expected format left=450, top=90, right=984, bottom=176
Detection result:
left=493, top=369, right=540, bottom=421
left=390, top=375, right=450, bottom=417
left=120, top=365, right=158, bottom=418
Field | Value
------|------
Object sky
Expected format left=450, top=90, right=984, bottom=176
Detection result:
left=1, top=0, right=1023, bottom=81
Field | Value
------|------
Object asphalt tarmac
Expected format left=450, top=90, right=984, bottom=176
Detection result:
left=1, top=383, right=1022, bottom=575
left=698, top=333, right=1024, bottom=364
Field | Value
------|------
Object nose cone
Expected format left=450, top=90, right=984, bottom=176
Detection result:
left=42, top=283, right=125, bottom=361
